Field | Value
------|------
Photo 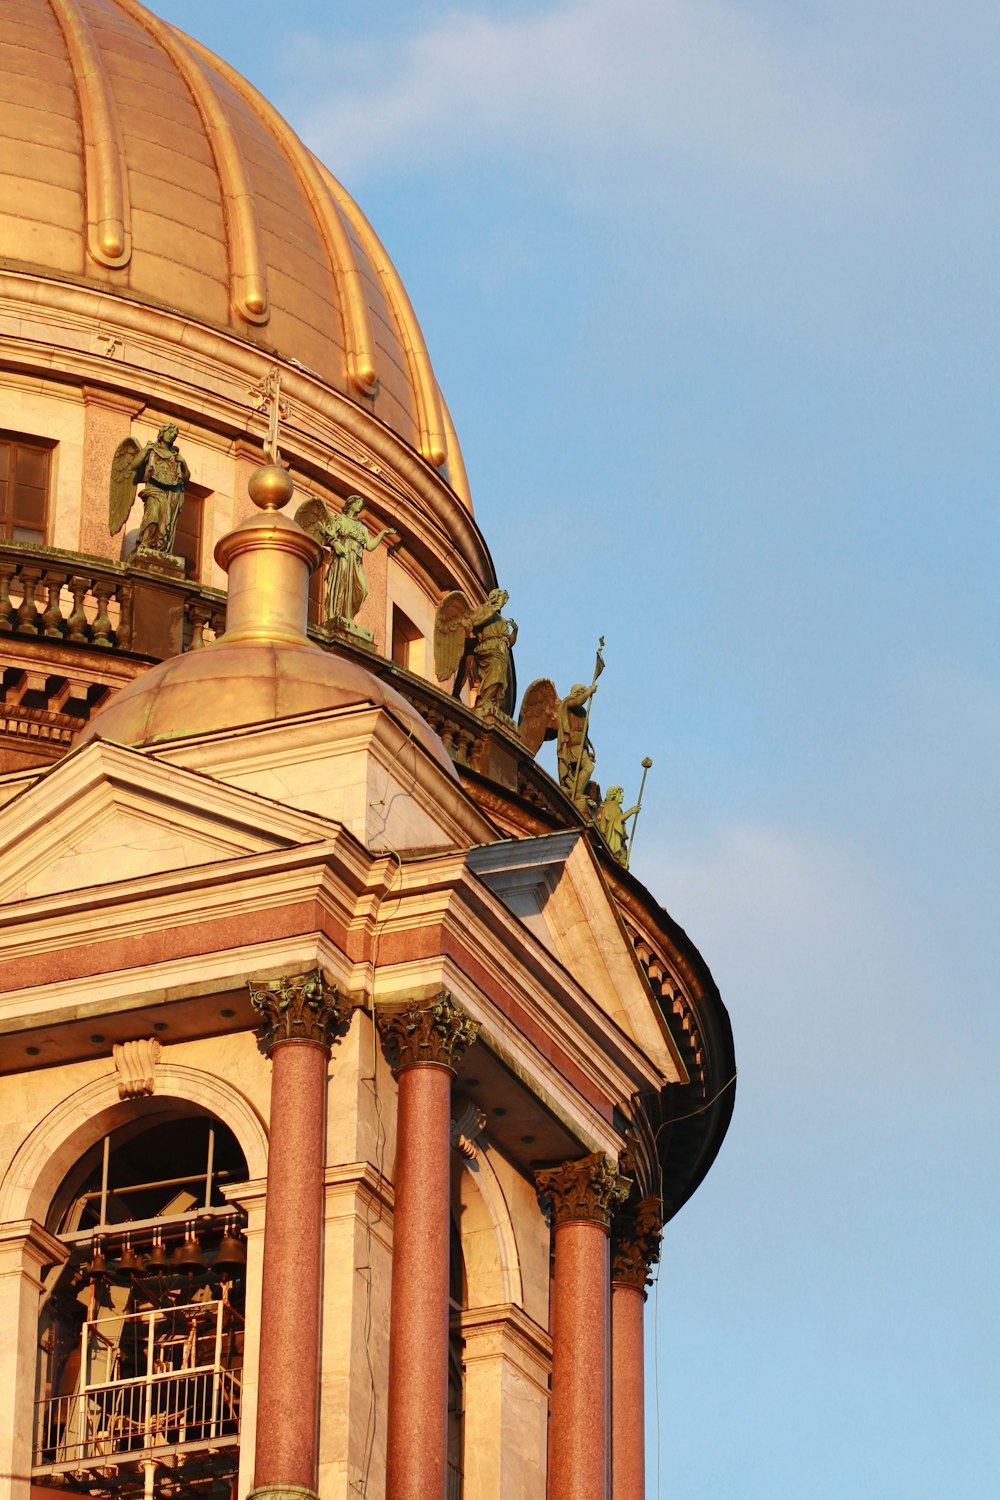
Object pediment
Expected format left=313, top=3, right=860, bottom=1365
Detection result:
left=0, top=740, right=340, bottom=903
left=468, top=834, right=684, bottom=1079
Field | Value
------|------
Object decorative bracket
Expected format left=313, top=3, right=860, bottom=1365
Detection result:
left=113, top=1037, right=161, bottom=1099
left=451, top=1095, right=487, bottom=1159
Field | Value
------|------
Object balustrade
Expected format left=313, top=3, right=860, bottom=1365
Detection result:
left=0, top=550, right=131, bottom=650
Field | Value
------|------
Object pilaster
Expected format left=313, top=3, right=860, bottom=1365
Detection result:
left=0, top=1220, right=67, bottom=1500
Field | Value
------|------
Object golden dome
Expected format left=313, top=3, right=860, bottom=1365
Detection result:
left=0, top=0, right=466, bottom=488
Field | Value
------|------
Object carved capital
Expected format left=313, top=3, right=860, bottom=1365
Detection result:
left=249, top=967, right=349, bottom=1054
left=113, top=1037, right=161, bottom=1099
left=376, top=992, right=479, bottom=1075
left=611, top=1196, right=663, bottom=1288
left=535, top=1152, right=631, bottom=1231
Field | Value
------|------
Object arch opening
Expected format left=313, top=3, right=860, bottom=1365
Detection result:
left=33, top=1109, right=250, bottom=1500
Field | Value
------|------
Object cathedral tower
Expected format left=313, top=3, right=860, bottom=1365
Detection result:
left=0, top=4, right=735, bottom=1497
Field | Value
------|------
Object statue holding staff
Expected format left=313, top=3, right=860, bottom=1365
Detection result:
left=517, top=638, right=606, bottom=814
left=597, top=759, right=651, bottom=867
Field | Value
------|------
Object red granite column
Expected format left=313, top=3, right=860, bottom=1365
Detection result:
left=377, top=994, right=479, bottom=1500
left=536, top=1154, right=631, bottom=1500
left=248, top=968, right=350, bottom=1500
left=610, top=1198, right=663, bottom=1500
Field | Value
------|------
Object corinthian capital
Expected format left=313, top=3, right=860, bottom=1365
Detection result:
left=611, top=1196, right=663, bottom=1288
left=249, top=966, right=349, bottom=1053
left=535, top=1152, right=631, bottom=1230
left=376, top=992, right=479, bottom=1075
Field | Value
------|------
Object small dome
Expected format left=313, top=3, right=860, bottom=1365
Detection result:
left=76, top=461, right=455, bottom=773
left=75, top=637, right=455, bottom=774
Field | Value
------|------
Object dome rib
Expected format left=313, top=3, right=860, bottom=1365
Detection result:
left=313, top=156, right=449, bottom=470
left=181, top=32, right=379, bottom=397
left=112, top=0, right=270, bottom=325
left=48, top=0, right=131, bottom=267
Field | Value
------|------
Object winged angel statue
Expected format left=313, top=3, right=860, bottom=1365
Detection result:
left=434, top=589, right=518, bottom=716
left=109, top=423, right=189, bottom=557
left=518, top=677, right=600, bottom=811
left=295, top=494, right=397, bottom=626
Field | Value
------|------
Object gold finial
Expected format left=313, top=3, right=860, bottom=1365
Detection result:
left=247, top=462, right=295, bottom=512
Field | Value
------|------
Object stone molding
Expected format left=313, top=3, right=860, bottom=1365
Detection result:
left=459, top=1302, right=553, bottom=1361
left=112, top=1036, right=161, bottom=1098
left=375, top=991, right=479, bottom=1075
left=247, top=1487, right=318, bottom=1500
left=535, top=1152, right=631, bottom=1231
left=611, top=1195, right=663, bottom=1288
left=0, top=1218, right=68, bottom=1275
left=248, top=966, right=351, bottom=1054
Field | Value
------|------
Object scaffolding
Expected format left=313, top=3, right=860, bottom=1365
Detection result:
left=34, top=1299, right=241, bottom=1495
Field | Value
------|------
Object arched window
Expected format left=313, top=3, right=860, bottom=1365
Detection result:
left=33, top=1112, right=249, bottom=1500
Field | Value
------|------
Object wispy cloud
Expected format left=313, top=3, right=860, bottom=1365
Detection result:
left=637, top=818, right=958, bottom=1110
left=285, top=0, right=890, bottom=188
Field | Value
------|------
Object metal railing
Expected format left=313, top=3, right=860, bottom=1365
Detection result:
left=34, top=1300, right=241, bottom=1468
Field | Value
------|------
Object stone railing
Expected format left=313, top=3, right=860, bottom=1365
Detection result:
left=0, top=541, right=228, bottom=658
left=0, top=551, right=132, bottom=650
left=0, top=540, right=571, bottom=822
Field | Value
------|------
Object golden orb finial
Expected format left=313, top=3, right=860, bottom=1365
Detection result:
left=248, top=462, right=295, bottom=512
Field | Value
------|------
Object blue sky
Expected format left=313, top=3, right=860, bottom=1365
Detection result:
left=156, top=3, right=998, bottom=1493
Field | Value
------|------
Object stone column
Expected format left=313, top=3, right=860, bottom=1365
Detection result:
left=0, top=1219, right=66, bottom=1500
left=376, top=993, right=479, bottom=1500
left=610, top=1198, right=663, bottom=1500
left=247, top=968, right=351, bottom=1500
left=535, top=1155, right=630, bottom=1500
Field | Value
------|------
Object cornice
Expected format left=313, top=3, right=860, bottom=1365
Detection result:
left=0, top=270, right=494, bottom=592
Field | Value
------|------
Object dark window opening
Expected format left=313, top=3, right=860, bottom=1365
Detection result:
left=0, top=432, right=53, bottom=544
left=391, top=605, right=424, bottom=673
left=35, top=1113, right=249, bottom=1498
left=173, top=482, right=209, bottom=579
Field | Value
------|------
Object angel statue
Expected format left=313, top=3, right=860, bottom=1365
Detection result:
left=434, top=588, right=518, bottom=715
left=295, top=494, right=397, bottom=627
left=596, top=786, right=639, bottom=865
left=109, top=423, right=189, bottom=557
left=518, top=642, right=604, bottom=813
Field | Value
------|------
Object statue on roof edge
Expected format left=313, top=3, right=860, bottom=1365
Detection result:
left=109, top=423, right=189, bottom=559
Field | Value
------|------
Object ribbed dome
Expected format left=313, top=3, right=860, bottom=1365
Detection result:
left=0, top=0, right=464, bottom=485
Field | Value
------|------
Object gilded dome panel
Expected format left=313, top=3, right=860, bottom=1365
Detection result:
left=0, top=0, right=470, bottom=500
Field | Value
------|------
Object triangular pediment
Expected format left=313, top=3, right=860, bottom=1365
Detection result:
left=0, top=740, right=341, bottom=903
left=468, top=833, right=685, bottom=1080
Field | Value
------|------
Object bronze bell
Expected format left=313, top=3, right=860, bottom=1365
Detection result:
left=117, top=1240, right=143, bottom=1275
left=174, top=1231, right=205, bottom=1270
left=146, top=1235, right=170, bottom=1270
left=88, top=1243, right=108, bottom=1277
left=214, top=1228, right=246, bottom=1271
